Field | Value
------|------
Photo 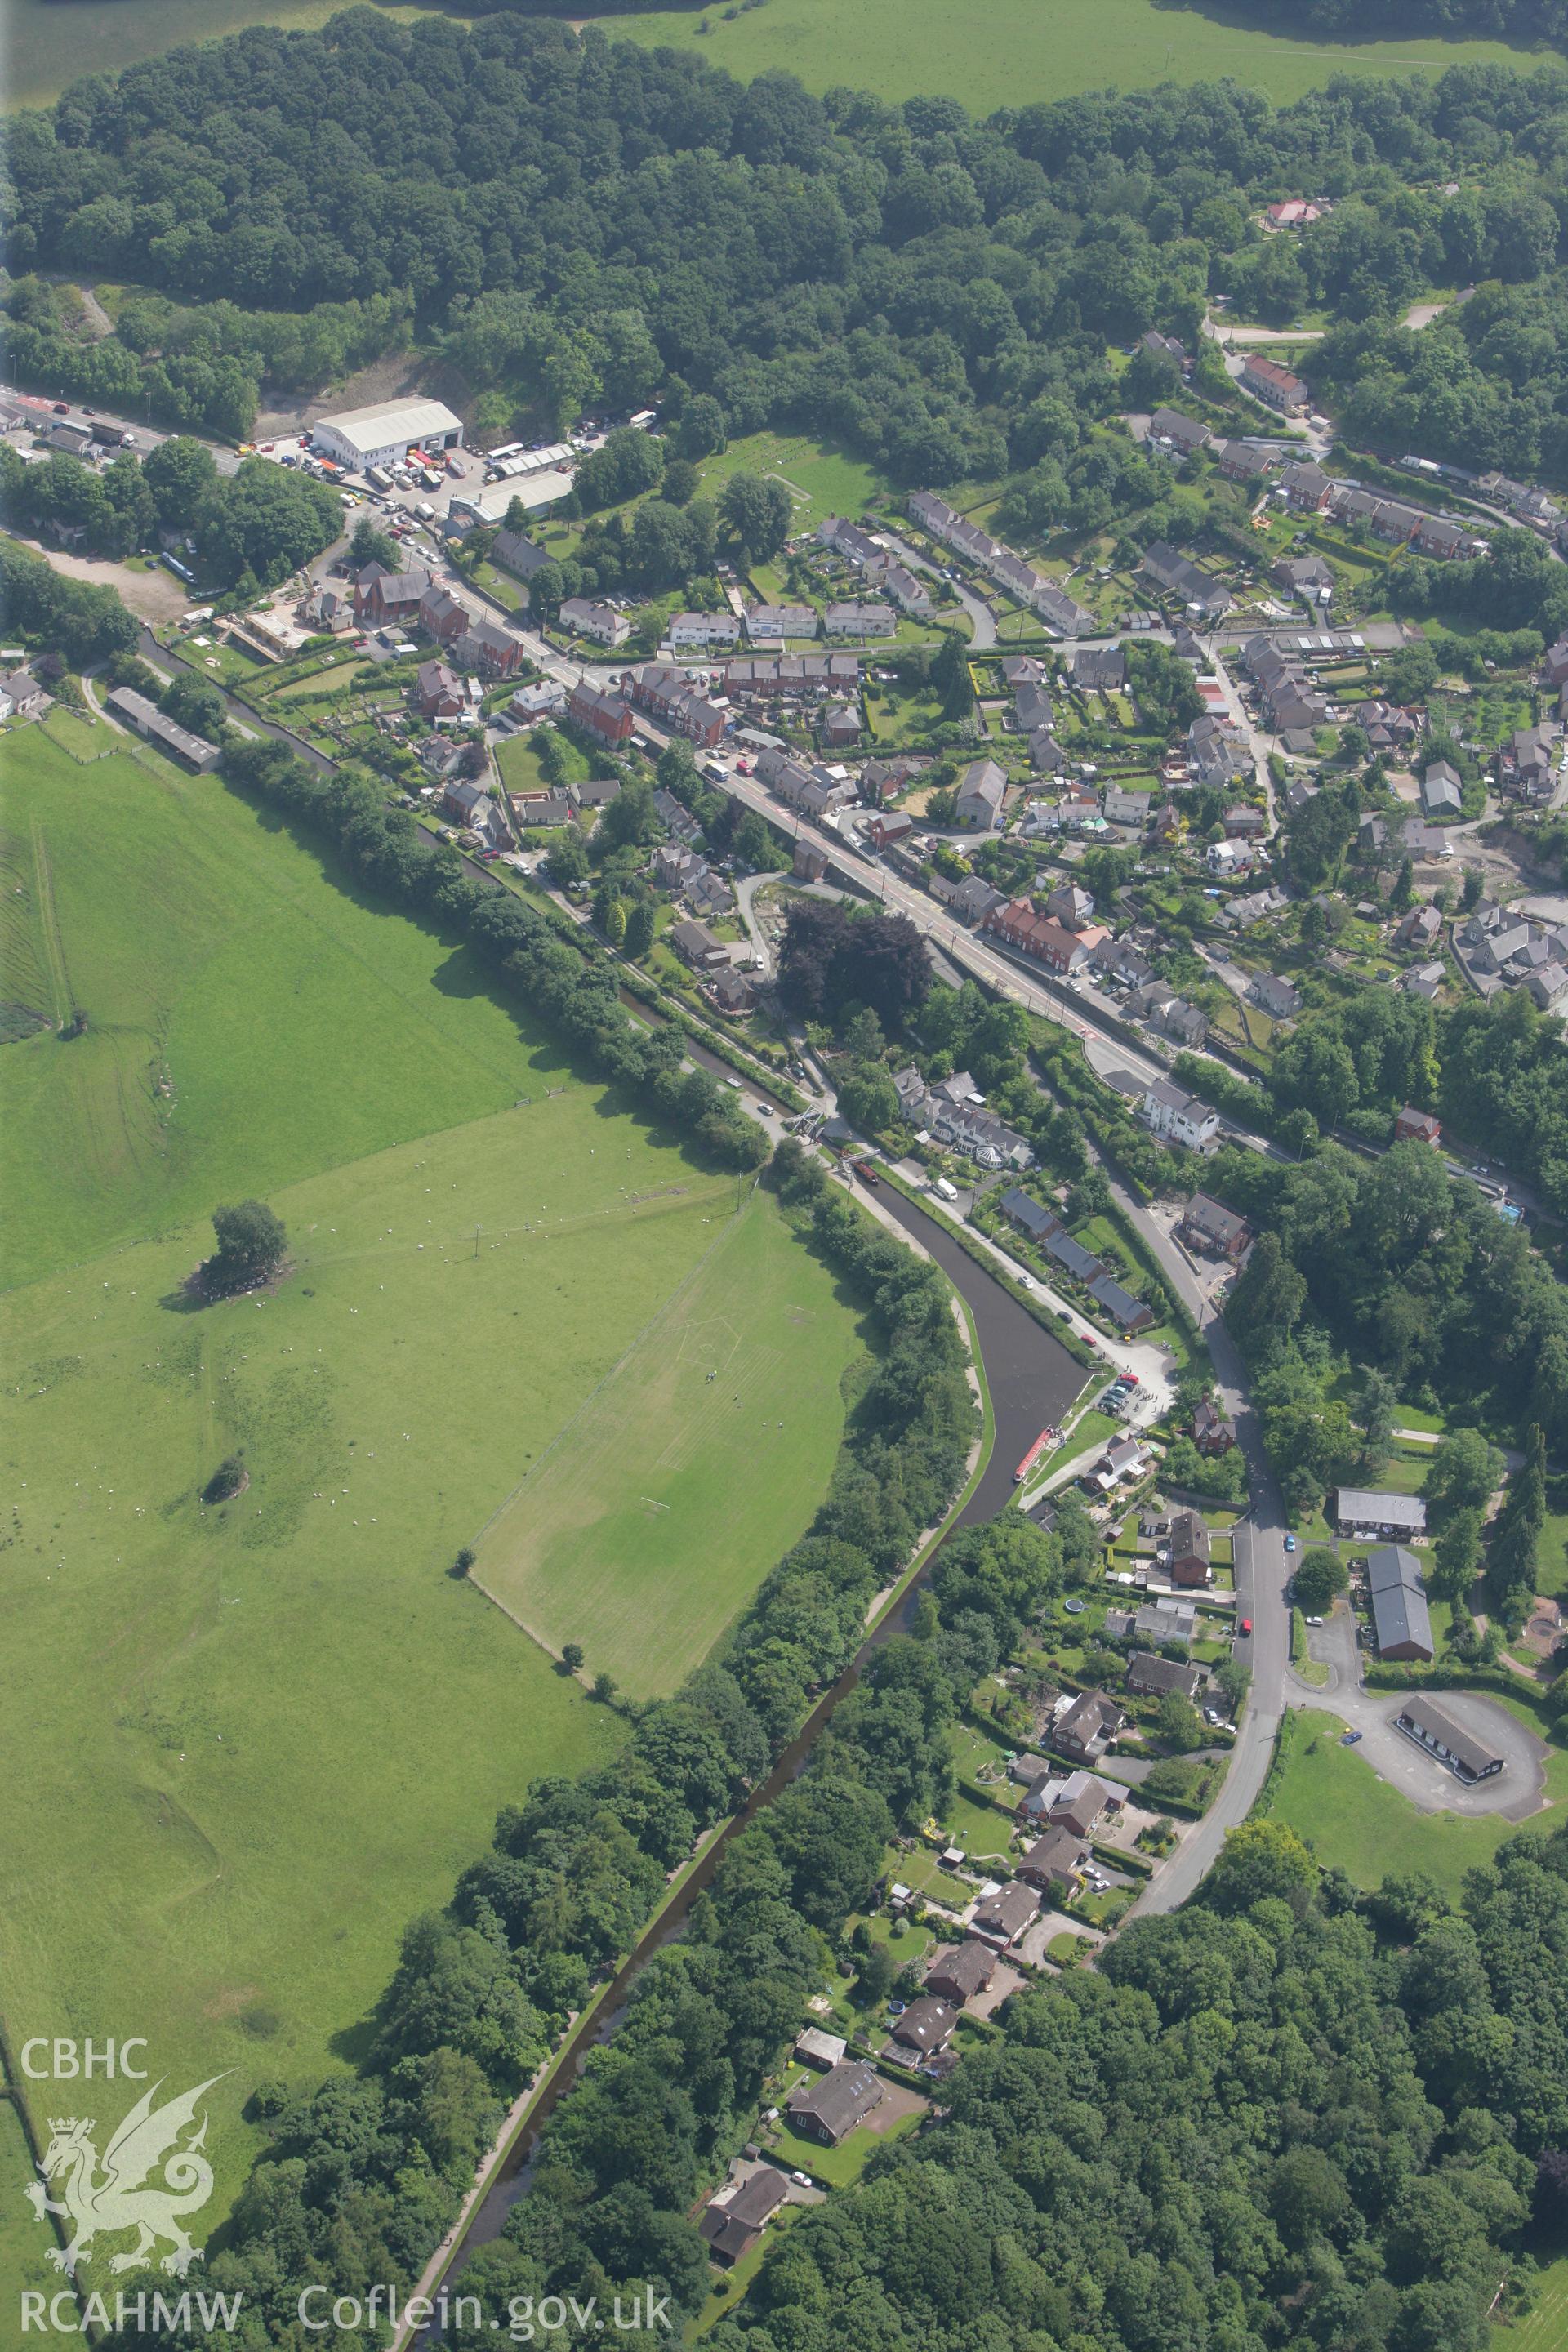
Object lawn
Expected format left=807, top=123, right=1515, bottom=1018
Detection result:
left=690, top=431, right=888, bottom=536
left=1265, top=1708, right=1568, bottom=1901
left=470, top=1187, right=867, bottom=1695
left=1, top=728, right=540, bottom=1289
left=1, top=728, right=866, bottom=2228
left=767, top=2104, right=923, bottom=2190
left=1497, top=2247, right=1568, bottom=2352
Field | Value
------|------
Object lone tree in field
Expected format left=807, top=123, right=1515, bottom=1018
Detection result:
left=560, top=1642, right=586, bottom=1675
left=203, top=1199, right=287, bottom=1295
left=450, top=1546, right=476, bottom=1581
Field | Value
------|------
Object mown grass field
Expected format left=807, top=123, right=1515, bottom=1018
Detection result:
left=474, top=1189, right=866, bottom=1695
left=600, top=0, right=1530, bottom=110
left=1, top=728, right=865, bottom=2221
left=5, top=0, right=1532, bottom=112
left=1, top=728, right=537, bottom=1290
left=1496, top=2249, right=1568, bottom=2352
left=1267, top=1708, right=1568, bottom=1900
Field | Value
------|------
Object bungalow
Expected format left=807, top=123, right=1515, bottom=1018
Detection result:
left=1134, top=1599, right=1197, bottom=1648
left=1166, top=1510, right=1212, bottom=1589
left=1142, top=1078, right=1219, bottom=1151
left=955, top=756, right=1009, bottom=830
left=1127, top=1652, right=1204, bottom=1700
left=568, top=681, right=635, bottom=747
left=1241, top=354, right=1310, bottom=414
left=522, top=790, right=576, bottom=837
left=491, top=527, right=550, bottom=582
left=1333, top=1489, right=1428, bottom=1539
left=506, top=683, right=564, bottom=729
left=888, top=1998, right=956, bottom=2059
left=969, top=1880, right=1041, bottom=1947
left=1179, top=1192, right=1250, bottom=1260
left=924, top=1940, right=997, bottom=2007
left=1055, top=1690, right=1125, bottom=1763
left=699, top=2169, right=788, bottom=2268
left=1018, top=1824, right=1089, bottom=1896
left=559, top=597, right=630, bottom=647
left=1366, top=1543, right=1435, bottom=1662
left=795, top=2027, right=848, bottom=2072
left=670, top=918, right=732, bottom=973
left=786, top=2060, right=884, bottom=2146
left=1395, top=1696, right=1503, bottom=1783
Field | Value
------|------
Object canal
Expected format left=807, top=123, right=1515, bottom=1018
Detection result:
left=418, top=1179, right=1082, bottom=2318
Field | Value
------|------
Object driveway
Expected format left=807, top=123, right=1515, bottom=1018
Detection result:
left=1293, top=1607, right=1548, bottom=1820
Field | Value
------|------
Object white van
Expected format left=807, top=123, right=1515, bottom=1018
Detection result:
left=932, top=1177, right=958, bottom=1205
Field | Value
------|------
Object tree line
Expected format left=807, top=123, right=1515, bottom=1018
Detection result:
left=11, top=20, right=1568, bottom=475
left=96, top=1128, right=978, bottom=2350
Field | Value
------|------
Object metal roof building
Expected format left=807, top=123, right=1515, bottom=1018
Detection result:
left=311, top=398, right=463, bottom=470
left=1395, top=1697, right=1504, bottom=1782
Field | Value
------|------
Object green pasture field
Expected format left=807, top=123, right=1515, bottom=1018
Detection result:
left=0, top=1115, right=857, bottom=2217
left=0, top=2100, right=59, bottom=2306
left=1266, top=1708, right=1568, bottom=1900
left=471, top=1187, right=866, bottom=1695
left=592, top=0, right=1532, bottom=111
left=0, top=727, right=541, bottom=1290
left=1, top=724, right=865, bottom=2221
left=5, top=0, right=1534, bottom=112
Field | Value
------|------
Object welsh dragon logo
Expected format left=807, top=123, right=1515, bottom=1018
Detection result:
left=25, top=2075, right=225, bottom=2278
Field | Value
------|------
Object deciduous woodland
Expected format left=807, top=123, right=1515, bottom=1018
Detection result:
left=11, top=20, right=1568, bottom=479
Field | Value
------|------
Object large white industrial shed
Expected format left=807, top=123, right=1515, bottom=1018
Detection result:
left=311, top=398, right=464, bottom=470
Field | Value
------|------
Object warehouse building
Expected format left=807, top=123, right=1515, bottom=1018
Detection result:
left=311, top=398, right=463, bottom=471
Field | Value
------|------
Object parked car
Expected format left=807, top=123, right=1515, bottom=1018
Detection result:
left=1238, top=1618, right=1253, bottom=1636
left=1284, top=1535, right=1297, bottom=1553
left=1340, top=1730, right=1362, bottom=1746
